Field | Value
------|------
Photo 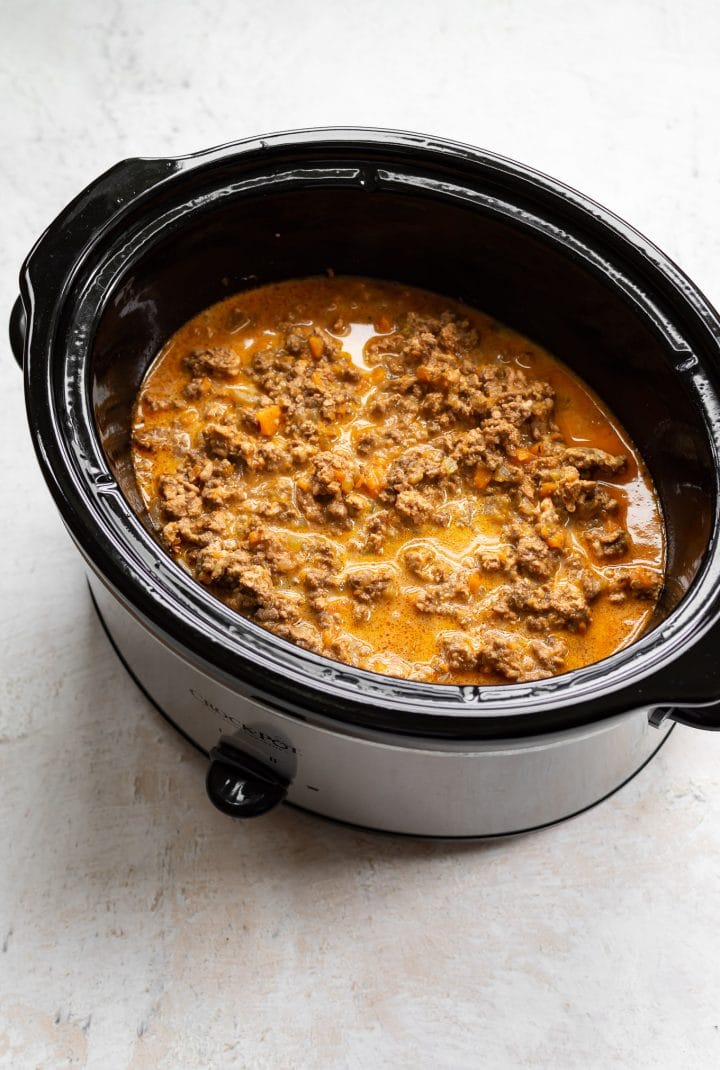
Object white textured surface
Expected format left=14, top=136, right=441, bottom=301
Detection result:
left=2, top=1, right=720, bottom=1066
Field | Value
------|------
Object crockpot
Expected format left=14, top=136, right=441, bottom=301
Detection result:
left=10, top=128, right=720, bottom=837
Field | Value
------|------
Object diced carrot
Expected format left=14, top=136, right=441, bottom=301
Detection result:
left=474, top=466, right=492, bottom=491
left=375, top=314, right=393, bottom=333
left=308, top=335, right=324, bottom=359
left=468, top=573, right=483, bottom=595
left=296, top=477, right=311, bottom=492
left=248, top=529, right=262, bottom=546
left=513, top=448, right=533, bottom=464
left=416, top=365, right=431, bottom=382
left=330, top=474, right=346, bottom=493
left=256, top=404, right=282, bottom=436
left=370, top=366, right=386, bottom=385
left=545, top=530, right=565, bottom=549
left=540, top=481, right=557, bottom=497
left=357, top=464, right=386, bottom=497
left=332, top=468, right=354, bottom=493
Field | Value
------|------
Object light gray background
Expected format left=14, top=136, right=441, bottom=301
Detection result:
left=2, top=1, right=720, bottom=1067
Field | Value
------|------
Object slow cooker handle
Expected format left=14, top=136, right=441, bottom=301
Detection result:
left=650, top=620, right=720, bottom=731
left=9, top=296, right=26, bottom=369
left=668, top=706, right=720, bottom=730
left=206, top=740, right=289, bottom=818
left=11, top=155, right=179, bottom=373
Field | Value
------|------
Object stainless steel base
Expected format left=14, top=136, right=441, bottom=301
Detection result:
left=89, top=573, right=673, bottom=837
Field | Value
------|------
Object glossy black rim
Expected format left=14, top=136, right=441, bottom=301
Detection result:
left=18, top=127, right=720, bottom=739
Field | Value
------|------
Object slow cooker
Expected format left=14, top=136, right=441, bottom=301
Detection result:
left=10, top=128, right=720, bottom=837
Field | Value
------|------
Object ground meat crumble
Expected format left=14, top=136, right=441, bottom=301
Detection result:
left=131, top=281, right=665, bottom=685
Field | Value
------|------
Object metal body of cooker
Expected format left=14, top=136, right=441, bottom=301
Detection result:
left=89, top=573, right=673, bottom=837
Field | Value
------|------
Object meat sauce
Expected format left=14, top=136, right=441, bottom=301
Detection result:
left=131, top=276, right=665, bottom=685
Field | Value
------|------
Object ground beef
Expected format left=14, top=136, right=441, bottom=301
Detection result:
left=254, top=441, right=293, bottom=472
left=438, top=628, right=569, bottom=682
left=132, top=426, right=189, bottom=453
left=300, top=539, right=344, bottom=617
left=324, top=632, right=374, bottom=671
left=354, top=423, right=405, bottom=456
left=297, top=450, right=361, bottom=527
left=493, top=579, right=591, bottom=631
left=447, top=421, right=523, bottom=472
left=184, top=347, right=242, bottom=378
left=309, top=451, right=354, bottom=497
left=202, top=422, right=252, bottom=463
left=511, top=526, right=557, bottom=579
left=194, top=544, right=256, bottom=587
left=562, top=447, right=626, bottom=474
left=201, top=477, right=241, bottom=509
left=303, top=568, right=338, bottom=619
left=158, top=475, right=202, bottom=520
left=346, top=565, right=395, bottom=601
left=384, top=446, right=456, bottom=493
left=141, top=393, right=181, bottom=414
left=537, top=467, right=598, bottom=514
left=528, top=636, right=569, bottom=675
left=247, top=529, right=297, bottom=574
left=447, top=428, right=495, bottom=469
left=192, top=544, right=324, bottom=653
left=563, top=554, right=606, bottom=601
left=252, top=493, right=300, bottom=522
left=361, top=510, right=391, bottom=552
left=476, top=546, right=517, bottom=574
left=404, top=546, right=453, bottom=584
left=133, top=281, right=664, bottom=687
left=412, top=573, right=471, bottom=617
left=346, top=565, right=395, bottom=620
left=607, top=567, right=663, bottom=603
left=394, top=489, right=436, bottom=525
left=163, top=517, right=217, bottom=549
left=371, top=316, right=556, bottom=445
left=248, top=327, right=358, bottom=436
left=588, top=527, right=630, bottom=558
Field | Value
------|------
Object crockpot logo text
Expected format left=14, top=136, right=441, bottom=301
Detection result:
left=188, top=688, right=299, bottom=754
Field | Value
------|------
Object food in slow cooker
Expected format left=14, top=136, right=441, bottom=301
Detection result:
left=131, top=276, right=665, bottom=684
